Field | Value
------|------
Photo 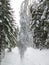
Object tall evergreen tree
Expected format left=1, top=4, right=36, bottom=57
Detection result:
left=0, top=0, right=17, bottom=61
left=18, top=0, right=33, bottom=59
left=30, top=0, right=49, bottom=49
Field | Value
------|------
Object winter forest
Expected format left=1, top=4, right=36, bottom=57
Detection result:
left=0, top=0, right=49, bottom=65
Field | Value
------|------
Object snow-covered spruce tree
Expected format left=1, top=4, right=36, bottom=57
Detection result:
left=17, top=0, right=33, bottom=59
left=0, top=0, right=17, bottom=61
left=0, top=22, right=5, bottom=62
left=30, top=0, right=49, bottom=49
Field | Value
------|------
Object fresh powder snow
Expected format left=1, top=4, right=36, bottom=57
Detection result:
left=1, top=47, right=49, bottom=65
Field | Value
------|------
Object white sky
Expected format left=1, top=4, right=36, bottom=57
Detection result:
left=10, top=0, right=24, bottom=28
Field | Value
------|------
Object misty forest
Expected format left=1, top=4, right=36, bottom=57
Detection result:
left=0, top=0, right=49, bottom=65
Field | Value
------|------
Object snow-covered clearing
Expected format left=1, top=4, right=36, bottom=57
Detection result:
left=1, top=47, right=49, bottom=65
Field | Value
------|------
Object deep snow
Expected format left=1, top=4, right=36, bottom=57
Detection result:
left=1, top=47, right=49, bottom=65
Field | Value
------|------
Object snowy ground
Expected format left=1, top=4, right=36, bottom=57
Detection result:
left=1, top=47, right=49, bottom=65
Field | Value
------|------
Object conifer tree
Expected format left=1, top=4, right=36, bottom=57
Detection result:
left=0, top=0, right=17, bottom=61
left=30, top=0, right=49, bottom=49
left=18, top=0, right=33, bottom=59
